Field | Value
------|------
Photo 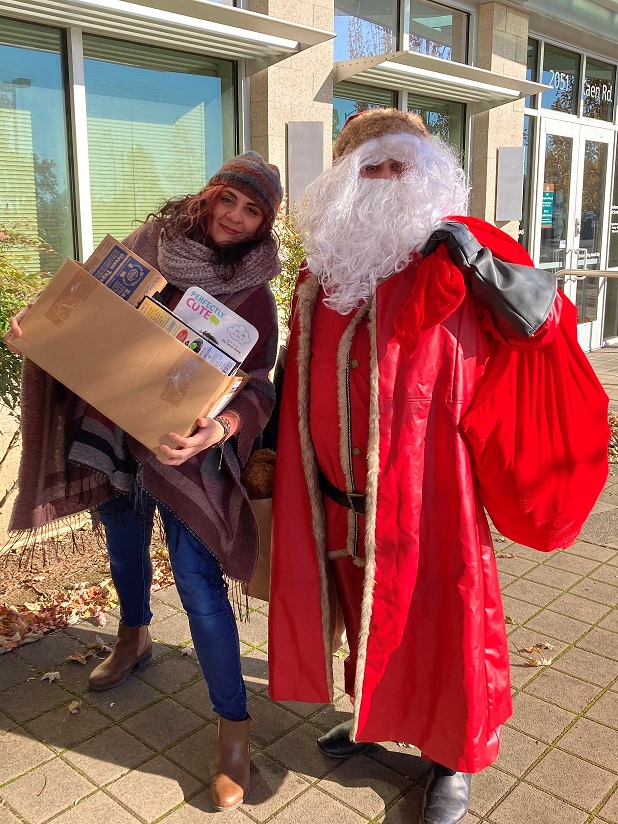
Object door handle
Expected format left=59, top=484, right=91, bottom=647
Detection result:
left=569, top=248, right=587, bottom=265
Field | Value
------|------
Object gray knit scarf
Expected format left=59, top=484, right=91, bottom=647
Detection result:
left=158, top=233, right=281, bottom=295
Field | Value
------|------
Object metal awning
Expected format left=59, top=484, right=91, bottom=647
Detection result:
left=1, top=0, right=334, bottom=70
left=334, top=51, right=549, bottom=113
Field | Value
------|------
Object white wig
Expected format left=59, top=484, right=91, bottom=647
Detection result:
left=298, top=131, right=470, bottom=314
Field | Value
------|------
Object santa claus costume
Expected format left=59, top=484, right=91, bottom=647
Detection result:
left=268, top=109, right=609, bottom=824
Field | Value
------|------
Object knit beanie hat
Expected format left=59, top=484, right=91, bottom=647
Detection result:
left=333, top=108, right=429, bottom=160
left=207, top=151, right=283, bottom=225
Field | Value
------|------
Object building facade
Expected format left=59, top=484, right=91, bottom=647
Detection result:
left=1, top=0, right=618, bottom=350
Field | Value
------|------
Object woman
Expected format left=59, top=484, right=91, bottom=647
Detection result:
left=5, top=151, right=282, bottom=812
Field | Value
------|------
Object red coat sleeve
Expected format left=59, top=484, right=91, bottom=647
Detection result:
left=461, top=291, right=609, bottom=551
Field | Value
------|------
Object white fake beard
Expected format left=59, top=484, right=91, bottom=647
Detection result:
left=298, top=132, right=469, bottom=315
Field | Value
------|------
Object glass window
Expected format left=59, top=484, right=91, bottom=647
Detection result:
left=582, top=57, right=615, bottom=122
left=525, top=38, right=539, bottom=109
left=408, top=0, right=468, bottom=63
left=83, top=35, right=235, bottom=246
left=603, top=145, right=618, bottom=337
left=607, top=142, right=618, bottom=269
left=519, top=115, right=535, bottom=251
left=334, top=0, right=397, bottom=61
left=540, top=132, right=573, bottom=275
left=408, top=93, right=464, bottom=156
left=333, top=82, right=396, bottom=143
left=0, top=17, right=74, bottom=272
left=541, top=44, right=580, bottom=115
left=574, top=140, right=608, bottom=323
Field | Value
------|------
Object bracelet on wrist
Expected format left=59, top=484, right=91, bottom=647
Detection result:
left=212, top=415, right=232, bottom=447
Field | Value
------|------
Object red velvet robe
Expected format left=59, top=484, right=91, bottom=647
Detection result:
left=268, top=217, right=609, bottom=772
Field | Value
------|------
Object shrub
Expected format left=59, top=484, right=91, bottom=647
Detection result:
left=272, top=203, right=305, bottom=330
left=0, top=223, right=51, bottom=414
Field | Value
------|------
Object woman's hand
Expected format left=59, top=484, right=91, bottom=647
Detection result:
left=158, top=416, right=225, bottom=466
left=3, top=302, right=35, bottom=354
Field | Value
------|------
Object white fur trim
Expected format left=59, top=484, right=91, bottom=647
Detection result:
left=295, top=275, right=334, bottom=699
left=350, top=295, right=380, bottom=741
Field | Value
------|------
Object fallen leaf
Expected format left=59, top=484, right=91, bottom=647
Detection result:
left=68, top=700, right=81, bottom=714
left=65, top=652, right=88, bottom=665
left=526, top=657, right=553, bottom=667
left=496, top=552, right=515, bottom=559
left=505, top=616, right=515, bottom=625
left=520, top=643, right=554, bottom=654
left=41, top=671, right=60, bottom=682
left=93, top=611, right=107, bottom=627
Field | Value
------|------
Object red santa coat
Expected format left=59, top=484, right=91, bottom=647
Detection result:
left=268, top=217, right=609, bottom=773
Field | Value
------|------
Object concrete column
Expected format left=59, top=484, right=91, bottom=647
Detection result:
left=248, top=0, right=334, bottom=196
left=471, top=3, right=529, bottom=238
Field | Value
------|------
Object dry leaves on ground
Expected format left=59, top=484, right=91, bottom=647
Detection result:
left=0, top=578, right=118, bottom=654
left=609, top=415, right=618, bottom=463
left=0, top=542, right=174, bottom=654
left=515, top=641, right=554, bottom=667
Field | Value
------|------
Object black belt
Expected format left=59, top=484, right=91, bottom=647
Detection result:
left=318, top=470, right=366, bottom=515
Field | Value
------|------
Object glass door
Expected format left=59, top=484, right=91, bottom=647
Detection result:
left=537, top=119, right=578, bottom=279
left=536, top=119, right=614, bottom=350
left=571, top=126, right=613, bottom=350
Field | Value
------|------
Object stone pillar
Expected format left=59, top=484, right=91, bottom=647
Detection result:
left=471, top=3, right=529, bottom=238
left=248, top=0, right=334, bottom=194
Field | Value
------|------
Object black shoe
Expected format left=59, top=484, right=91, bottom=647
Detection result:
left=316, top=719, right=374, bottom=758
left=419, top=763, right=471, bottom=824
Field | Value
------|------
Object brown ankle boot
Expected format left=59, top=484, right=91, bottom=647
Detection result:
left=88, top=623, right=152, bottom=691
left=209, top=715, right=251, bottom=811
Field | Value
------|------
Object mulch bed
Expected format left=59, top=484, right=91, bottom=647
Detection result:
left=0, top=525, right=173, bottom=654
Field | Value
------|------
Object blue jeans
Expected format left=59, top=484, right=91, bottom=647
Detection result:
left=97, top=495, right=247, bottom=721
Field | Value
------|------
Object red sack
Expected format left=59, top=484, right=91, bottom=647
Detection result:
left=461, top=293, right=609, bottom=551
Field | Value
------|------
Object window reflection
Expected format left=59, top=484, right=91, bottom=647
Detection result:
left=541, top=44, right=580, bottom=115
left=582, top=57, right=615, bottom=122
left=333, top=82, right=395, bottom=143
left=609, top=143, right=618, bottom=270
left=540, top=134, right=572, bottom=274
left=334, top=0, right=396, bottom=61
left=574, top=141, right=608, bottom=323
left=0, top=17, right=74, bottom=271
left=408, top=93, right=464, bottom=155
left=519, top=115, right=535, bottom=251
left=83, top=35, right=235, bottom=246
left=408, top=0, right=468, bottom=63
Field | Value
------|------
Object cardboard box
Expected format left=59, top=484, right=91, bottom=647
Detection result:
left=10, top=257, right=248, bottom=454
left=137, top=296, right=239, bottom=375
left=83, top=235, right=166, bottom=305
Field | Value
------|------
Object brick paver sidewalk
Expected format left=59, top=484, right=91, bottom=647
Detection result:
left=1, top=349, right=617, bottom=824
